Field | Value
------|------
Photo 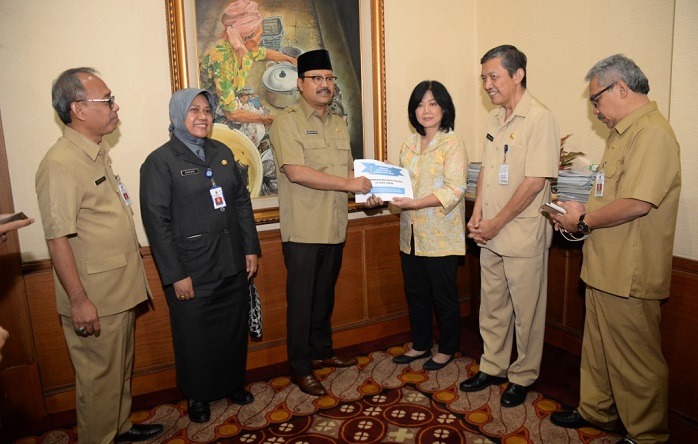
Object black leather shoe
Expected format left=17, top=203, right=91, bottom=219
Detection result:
left=550, top=408, right=597, bottom=429
left=616, top=438, right=637, bottom=444
left=500, top=382, right=528, bottom=407
left=422, top=355, right=455, bottom=371
left=392, top=351, right=431, bottom=364
left=231, top=388, right=254, bottom=405
left=459, top=371, right=508, bottom=392
left=188, top=400, right=210, bottom=423
left=115, top=423, right=165, bottom=442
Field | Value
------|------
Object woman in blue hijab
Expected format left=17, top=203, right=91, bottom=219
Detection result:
left=140, top=88, right=261, bottom=423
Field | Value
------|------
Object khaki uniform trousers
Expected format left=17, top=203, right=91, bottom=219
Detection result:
left=578, top=287, right=669, bottom=444
left=478, top=248, right=548, bottom=387
left=62, top=310, right=136, bottom=444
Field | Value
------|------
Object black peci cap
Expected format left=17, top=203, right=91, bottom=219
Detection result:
left=297, top=49, right=332, bottom=75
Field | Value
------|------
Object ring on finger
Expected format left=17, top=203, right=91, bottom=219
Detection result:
left=76, top=326, right=86, bottom=334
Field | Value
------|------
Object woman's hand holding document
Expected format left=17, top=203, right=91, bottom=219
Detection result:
left=353, top=159, right=414, bottom=203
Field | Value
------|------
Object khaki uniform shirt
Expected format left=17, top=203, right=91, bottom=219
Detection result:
left=479, top=90, right=560, bottom=257
left=269, top=97, right=353, bottom=244
left=36, top=126, right=150, bottom=316
left=581, top=101, right=681, bottom=299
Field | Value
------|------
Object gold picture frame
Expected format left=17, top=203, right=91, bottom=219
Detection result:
left=164, top=0, right=387, bottom=224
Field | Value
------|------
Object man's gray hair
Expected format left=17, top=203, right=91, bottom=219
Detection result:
left=585, top=54, right=649, bottom=94
left=52, top=67, right=99, bottom=124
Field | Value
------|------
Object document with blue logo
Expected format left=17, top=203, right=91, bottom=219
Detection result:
left=353, top=159, right=413, bottom=203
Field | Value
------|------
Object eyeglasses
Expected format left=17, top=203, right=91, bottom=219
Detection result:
left=301, top=75, right=337, bottom=85
left=589, top=82, right=616, bottom=108
left=77, top=96, right=116, bottom=110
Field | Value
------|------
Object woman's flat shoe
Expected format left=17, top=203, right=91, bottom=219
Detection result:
left=423, top=355, right=455, bottom=371
left=393, top=351, right=431, bottom=364
left=188, top=400, right=210, bottom=423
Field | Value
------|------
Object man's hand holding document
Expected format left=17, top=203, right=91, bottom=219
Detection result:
left=353, top=159, right=413, bottom=203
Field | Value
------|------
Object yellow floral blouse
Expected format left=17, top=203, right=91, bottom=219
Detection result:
left=199, top=40, right=267, bottom=112
left=398, top=130, right=467, bottom=257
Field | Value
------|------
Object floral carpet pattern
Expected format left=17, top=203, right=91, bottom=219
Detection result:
left=14, top=345, right=621, bottom=443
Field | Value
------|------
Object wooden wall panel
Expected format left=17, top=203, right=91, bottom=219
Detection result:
left=364, top=215, right=407, bottom=319
left=331, top=229, right=367, bottom=327
left=24, top=268, right=74, bottom=391
left=663, top=257, right=698, bottom=433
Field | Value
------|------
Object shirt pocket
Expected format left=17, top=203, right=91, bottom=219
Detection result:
left=85, top=253, right=127, bottom=274
left=330, top=137, right=351, bottom=168
left=302, top=136, right=330, bottom=170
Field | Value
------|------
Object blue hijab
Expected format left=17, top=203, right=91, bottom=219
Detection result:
left=168, top=88, right=216, bottom=157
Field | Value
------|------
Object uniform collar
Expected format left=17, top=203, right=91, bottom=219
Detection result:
left=497, top=89, right=532, bottom=125
left=63, top=125, right=108, bottom=161
left=299, top=95, right=330, bottom=123
left=613, top=101, right=658, bottom=135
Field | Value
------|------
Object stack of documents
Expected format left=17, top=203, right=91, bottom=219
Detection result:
left=467, top=163, right=482, bottom=194
left=555, top=169, right=595, bottom=203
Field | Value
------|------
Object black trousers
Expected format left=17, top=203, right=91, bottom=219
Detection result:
left=400, top=249, right=461, bottom=355
left=282, top=241, right=344, bottom=376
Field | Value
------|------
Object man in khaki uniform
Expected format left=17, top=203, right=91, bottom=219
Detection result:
left=459, top=45, right=560, bottom=408
left=551, top=55, right=681, bottom=444
left=35, top=68, right=163, bottom=444
left=269, top=50, right=372, bottom=397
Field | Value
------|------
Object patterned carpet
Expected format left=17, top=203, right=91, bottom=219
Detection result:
left=13, top=345, right=622, bottom=444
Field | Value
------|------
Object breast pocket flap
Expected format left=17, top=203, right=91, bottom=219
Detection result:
left=85, top=253, right=128, bottom=274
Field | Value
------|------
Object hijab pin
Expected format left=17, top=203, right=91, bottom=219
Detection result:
left=222, top=160, right=228, bottom=165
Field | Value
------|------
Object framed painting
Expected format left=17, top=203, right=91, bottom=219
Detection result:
left=165, top=0, right=387, bottom=224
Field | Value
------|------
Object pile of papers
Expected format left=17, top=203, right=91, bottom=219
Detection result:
left=467, top=163, right=481, bottom=194
left=554, top=169, right=595, bottom=203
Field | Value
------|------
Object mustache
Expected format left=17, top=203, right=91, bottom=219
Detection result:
left=316, top=87, right=332, bottom=94
left=597, top=113, right=606, bottom=121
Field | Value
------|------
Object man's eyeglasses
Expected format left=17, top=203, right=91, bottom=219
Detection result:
left=77, top=96, right=116, bottom=110
left=589, top=82, right=616, bottom=108
left=301, top=75, right=337, bottom=85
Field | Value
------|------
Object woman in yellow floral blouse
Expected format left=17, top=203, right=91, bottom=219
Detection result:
left=367, top=80, right=467, bottom=371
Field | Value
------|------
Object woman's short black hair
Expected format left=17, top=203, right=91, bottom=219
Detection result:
left=407, top=80, right=456, bottom=136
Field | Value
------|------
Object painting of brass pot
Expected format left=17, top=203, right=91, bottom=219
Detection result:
left=209, top=124, right=263, bottom=197
left=261, top=62, right=299, bottom=109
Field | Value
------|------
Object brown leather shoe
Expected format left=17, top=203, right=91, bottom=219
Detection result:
left=311, top=355, right=358, bottom=369
left=291, top=374, right=327, bottom=396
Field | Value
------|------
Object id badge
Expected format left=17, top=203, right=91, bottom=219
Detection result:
left=498, top=163, right=509, bottom=185
left=210, top=186, right=227, bottom=209
left=117, top=182, right=133, bottom=206
left=594, top=171, right=605, bottom=197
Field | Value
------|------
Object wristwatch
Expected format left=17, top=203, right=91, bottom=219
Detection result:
left=577, top=213, right=590, bottom=235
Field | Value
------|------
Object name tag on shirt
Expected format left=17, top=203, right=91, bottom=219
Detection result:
left=181, top=168, right=199, bottom=176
